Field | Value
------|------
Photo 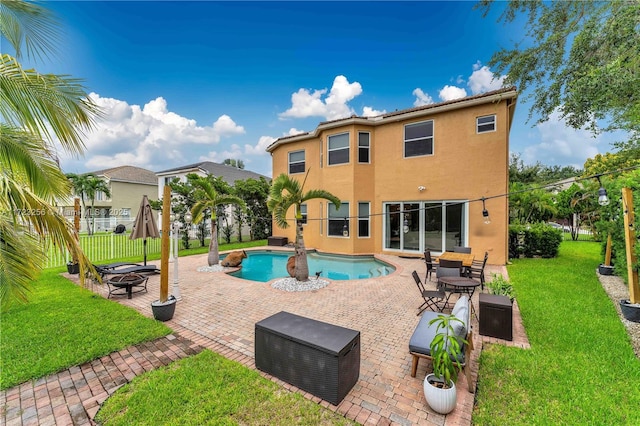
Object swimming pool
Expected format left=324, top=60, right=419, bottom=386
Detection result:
left=227, top=250, right=395, bottom=282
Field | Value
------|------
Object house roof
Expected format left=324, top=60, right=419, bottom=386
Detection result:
left=155, top=161, right=270, bottom=184
left=90, top=165, right=158, bottom=185
left=266, top=86, right=518, bottom=152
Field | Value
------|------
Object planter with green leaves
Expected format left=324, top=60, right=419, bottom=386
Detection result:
left=487, top=273, right=514, bottom=302
left=423, top=314, right=467, bottom=414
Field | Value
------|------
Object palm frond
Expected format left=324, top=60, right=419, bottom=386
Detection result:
left=1, top=124, right=71, bottom=202
left=303, top=189, right=341, bottom=208
left=0, top=0, right=60, bottom=61
left=0, top=54, right=101, bottom=153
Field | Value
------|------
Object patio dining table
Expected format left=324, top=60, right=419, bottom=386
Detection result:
left=437, top=251, right=475, bottom=268
left=437, top=276, right=480, bottom=318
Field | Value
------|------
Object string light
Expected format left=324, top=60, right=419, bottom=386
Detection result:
left=596, top=175, right=610, bottom=206
left=481, top=197, right=491, bottom=224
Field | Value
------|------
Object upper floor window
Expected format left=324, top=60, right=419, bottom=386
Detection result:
left=164, top=176, right=177, bottom=186
left=404, top=120, right=433, bottom=157
left=477, top=115, right=496, bottom=133
left=328, top=133, right=350, bottom=165
left=358, top=132, right=370, bottom=163
left=328, top=201, right=349, bottom=237
left=289, top=150, right=305, bottom=174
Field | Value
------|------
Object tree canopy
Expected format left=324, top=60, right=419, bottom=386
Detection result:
left=479, top=0, right=640, bottom=152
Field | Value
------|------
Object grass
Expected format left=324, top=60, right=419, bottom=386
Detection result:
left=95, top=350, right=356, bottom=426
left=473, top=241, right=640, bottom=424
left=0, top=268, right=171, bottom=390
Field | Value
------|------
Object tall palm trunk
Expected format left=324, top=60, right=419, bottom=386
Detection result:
left=208, top=217, right=219, bottom=266
left=294, top=220, right=309, bottom=281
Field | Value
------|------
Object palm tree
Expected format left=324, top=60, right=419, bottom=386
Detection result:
left=1, top=1, right=100, bottom=310
left=84, top=175, right=111, bottom=234
left=67, top=173, right=111, bottom=234
left=267, top=172, right=341, bottom=282
left=190, top=175, right=246, bottom=266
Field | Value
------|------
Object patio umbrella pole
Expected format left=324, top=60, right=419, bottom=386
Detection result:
left=160, top=185, right=171, bottom=303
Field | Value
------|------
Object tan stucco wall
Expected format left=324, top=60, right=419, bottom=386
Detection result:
left=270, top=98, right=513, bottom=264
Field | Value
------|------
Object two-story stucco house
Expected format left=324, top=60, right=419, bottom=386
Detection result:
left=61, top=165, right=158, bottom=232
left=266, top=87, right=518, bottom=265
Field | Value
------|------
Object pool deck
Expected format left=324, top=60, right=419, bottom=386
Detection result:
left=2, top=249, right=530, bottom=426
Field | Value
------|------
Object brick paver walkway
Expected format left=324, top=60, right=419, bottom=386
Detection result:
left=1, top=250, right=529, bottom=425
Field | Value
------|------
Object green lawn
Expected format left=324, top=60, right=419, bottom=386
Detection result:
left=0, top=268, right=171, bottom=389
left=95, top=350, right=355, bottom=426
left=473, top=241, right=640, bottom=424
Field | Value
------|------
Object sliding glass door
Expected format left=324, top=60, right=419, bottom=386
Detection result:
left=383, top=201, right=466, bottom=254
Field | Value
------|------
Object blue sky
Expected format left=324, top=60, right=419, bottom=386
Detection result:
left=36, top=0, right=620, bottom=177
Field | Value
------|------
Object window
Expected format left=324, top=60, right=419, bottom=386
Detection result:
left=328, top=133, right=350, bottom=165
left=297, top=204, right=307, bottom=225
left=164, top=176, right=177, bottom=186
left=404, top=120, right=433, bottom=157
left=288, top=150, right=305, bottom=174
left=328, top=202, right=349, bottom=237
left=358, top=132, right=370, bottom=163
left=477, top=115, right=496, bottom=133
left=358, top=202, right=370, bottom=237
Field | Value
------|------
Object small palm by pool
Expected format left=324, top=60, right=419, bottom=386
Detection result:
left=227, top=250, right=395, bottom=282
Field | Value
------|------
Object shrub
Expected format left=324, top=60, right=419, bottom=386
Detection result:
left=508, top=223, right=562, bottom=259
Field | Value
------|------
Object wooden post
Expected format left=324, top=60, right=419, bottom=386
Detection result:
left=160, top=185, right=171, bottom=303
left=621, top=187, right=639, bottom=304
left=604, top=233, right=612, bottom=266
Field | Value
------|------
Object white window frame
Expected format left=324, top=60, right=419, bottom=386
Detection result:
left=296, top=203, right=307, bottom=225
left=358, top=202, right=370, bottom=238
left=328, top=201, right=350, bottom=237
left=476, top=114, right=496, bottom=133
left=288, top=150, right=305, bottom=174
left=404, top=120, right=434, bottom=158
left=358, top=132, right=370, bottom=164
left=328, top=132, right=350, bottom=165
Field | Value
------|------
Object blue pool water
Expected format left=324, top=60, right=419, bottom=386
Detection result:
left=226, top=250, right=395, bottom=282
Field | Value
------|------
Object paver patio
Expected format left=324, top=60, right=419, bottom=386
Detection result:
left=2, top=249, right=529, bottom=425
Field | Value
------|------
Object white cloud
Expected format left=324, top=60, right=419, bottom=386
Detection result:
left=57, top=93, right=246, bottom=173
left=517, top=110, right=601, bottom=168
left=439, top=85, right=467, bottom=101
left=279, top=75, right=366, bottom=121
left=362, top=106, right=386, bottom=117
left=245, top=136, right=276, bottom=155
left=287, top=128, right=305, bottom=136
left=468, top=61, right=506, bottom=94
left=412, top=88, right=434, bottom=106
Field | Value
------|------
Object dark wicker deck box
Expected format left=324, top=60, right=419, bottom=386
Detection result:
left=479, top=293, right=513, bottom=341
left=267, top=236, right=288, bottom=246
left=255, top=311, right=360, bottom=405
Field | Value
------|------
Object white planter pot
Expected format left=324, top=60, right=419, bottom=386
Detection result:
left=423, top=374, right=457, bottom=414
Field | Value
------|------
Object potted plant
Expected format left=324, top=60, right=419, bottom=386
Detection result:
left=423, top=314, right=467, bottom=414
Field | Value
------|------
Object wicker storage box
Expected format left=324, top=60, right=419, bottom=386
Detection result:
left=255, top=311, right=360, bottom=405
left=479, top=293, right=513, bottom=341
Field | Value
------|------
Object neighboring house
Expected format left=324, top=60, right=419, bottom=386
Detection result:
left=266, top=87, right=518, bottom=265
left=155, top=161, right=270, bottom=236
left=60, top=166, right=158, bottom=232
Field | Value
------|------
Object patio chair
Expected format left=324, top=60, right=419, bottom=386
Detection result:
left=467, top=251, right=489, bottom=290
left=412, top=271, right=445, bottom=315
left=423, top=250, right=438, bottom=282
left=436, top=260, right=463, bottom=309
left=453, top=246, right=472, bottom=253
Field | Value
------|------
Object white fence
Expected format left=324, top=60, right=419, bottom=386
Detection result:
left=46, top=232, right=163, bottom=268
